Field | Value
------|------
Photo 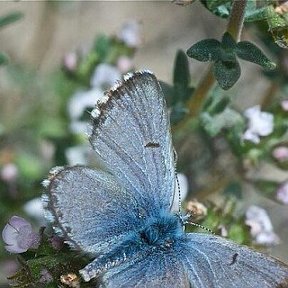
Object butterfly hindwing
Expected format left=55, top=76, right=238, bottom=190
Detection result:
left=98, top=232, right=288, bottom=288
left=43, top=166, right=143, bottom=254
left=180, top=233, right=288, bottom=288
left=100, top=246, right=190, bottom=288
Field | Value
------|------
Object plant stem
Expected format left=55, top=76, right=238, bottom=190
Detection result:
left=226, top=0, right=247, bottom=42
left=262, top=82, right=279, bottom=109
left=174, top=0, right=247, bottom=131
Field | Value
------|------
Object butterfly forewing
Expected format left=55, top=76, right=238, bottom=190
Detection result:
left=89, top=71, right=175, bottom=215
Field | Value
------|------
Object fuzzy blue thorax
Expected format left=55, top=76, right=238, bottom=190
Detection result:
left=139, top=213, right=184, bottom=248
left=79, top=212, right=184, bottom=282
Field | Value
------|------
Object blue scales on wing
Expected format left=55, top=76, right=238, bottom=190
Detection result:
left=43, top=71, right=179, bottom=284
left=178, top=233, right=288, bottom=288
left=43, top=166, right=143, bottom=254
left=89, top=71, right=175, bottom=214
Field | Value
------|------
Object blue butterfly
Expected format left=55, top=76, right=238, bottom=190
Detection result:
left=43, top=71, right=288, bottom=287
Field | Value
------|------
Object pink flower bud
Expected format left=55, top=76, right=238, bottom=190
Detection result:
left=272, top=146, right=288, bottom=162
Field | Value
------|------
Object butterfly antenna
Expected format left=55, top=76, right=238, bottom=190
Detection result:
left=185, top=219, right=215, bottom=235
left=175, top=172, right=182, bottom=214
left=173, top=148, right=182, bottom=215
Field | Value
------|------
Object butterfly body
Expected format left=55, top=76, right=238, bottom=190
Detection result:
left=43, top=71, right=288, bottom=287
left=80, top=211, right=184, bottom=282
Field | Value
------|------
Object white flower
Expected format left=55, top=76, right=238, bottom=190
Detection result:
left=0, top=163, right=18, bottom=182
left=281, top=100, right=288, bottom=111
left=272, top=146, right=288, bottom=162
left=243, top=105, right=274, bottom=144
left=23, top=198, right=45, bottom=221
left=276, top=181, right=288, bottom=205
left=117, top=56, right=133, bottom=73
left=245, top=205, right=280, bottom=246
left=171, top=173, right=188, bottom=212
left=69, top=121, right=91, bottom=135
left=63, top=52, right=78, bottom=72
left=68, top=88, right=103, bottom=120
left=40, top=140, right=55, bottom=162
left=90, top=64, right=121, bottom=89
left=65, top=145, right=90, bottom=166
left=117, top=20, right=142, bottom=48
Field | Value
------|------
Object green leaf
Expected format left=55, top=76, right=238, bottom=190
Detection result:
left=228, top=221, right=248, bottom=244
left=210, top=96, right=230, bottom=115
left=200, top=0, right=230, bottom=18
left=236, top=41, right=276, bottom=70
left=159, top=81, right=174, bottom=106
left=0, top=52, right=9, bottom=65
left=187, top=39, right=222, bottom=62
left=94, top=34, right=111, bottom=61
left=223, top=182, right=242, bottom=199
left=221, top=32, right=236, bottom=49
left=254, top=180, right=279, bottom=198
left=201, top=108, right=242, bottom=136
left=245, top=5, right=270, bottom=22
left=173, top=50, right=190, bottom=88
left=16, top=152, right=44, bottom=180
left=205, top=0, right=230, bottom=11
left=0, top=12, right=23, bottom=28
left=170, top=102, right=189, bottom=125
left=213, top=60, right=241, bottom=90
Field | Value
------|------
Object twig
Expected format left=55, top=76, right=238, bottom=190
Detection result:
left=174, top=0, right=248, bottom=132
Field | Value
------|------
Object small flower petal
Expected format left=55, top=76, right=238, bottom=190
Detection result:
left=276, top=181, right=288, bottom=205
left=281, top=100, right=288, bottom=111
left=63, top=52, right=78, bottom=72
left=90, top=64, right=121, bottom=89
left=245, top=205, right=279, bottom=246
left=242, top=130, right=260, bottom=144
left=117, top=20, right=142, bottom=48
left=23, top=198, right=45, bottom=220
left=117, top=56, right=133, bottom=73
left=2, top=216, right=40, bottom=253
left=255, top=231, right=280, bottom=246
left=65, top=145, right=89, bottom=166
left=243, top=105, right=274, bottom=143
left=171, top=173, right=188, bottom=212
left=0, top=163, right=18, bottom=182
left=272, top=146, right=288, bottom=162
left=40, top=268, right=53, bottom=284
left=68, top=89, right=103, bottom=120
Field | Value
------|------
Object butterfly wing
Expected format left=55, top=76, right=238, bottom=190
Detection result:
left=43, top=166, right=143, bottom=254
left=180, top=233, right=288, bottom=287
left=99, top=247, right=190, bottom=288
left=89, top=71, right=175, bottom=214
left=82, top=231, right=288, bottom=288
